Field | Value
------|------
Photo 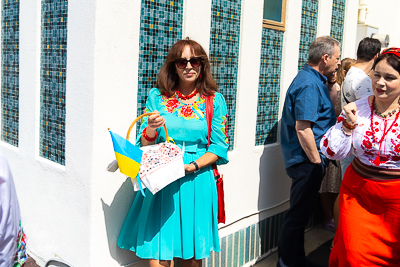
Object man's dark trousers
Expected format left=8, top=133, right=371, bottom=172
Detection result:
left=277, top=161, right=326, bottom=267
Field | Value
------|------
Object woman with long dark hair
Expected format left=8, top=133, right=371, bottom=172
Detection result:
left=117, top=38, right=229, bottom=267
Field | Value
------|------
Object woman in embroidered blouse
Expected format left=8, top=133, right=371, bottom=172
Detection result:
left=117, top=38, right=229, bottom=267
left=320, top=48, right=400, bottom=266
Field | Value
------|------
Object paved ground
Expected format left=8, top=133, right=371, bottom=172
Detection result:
left=254, top=224, right=334, bottom=267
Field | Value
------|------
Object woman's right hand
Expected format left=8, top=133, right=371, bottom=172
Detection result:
left=147, top=110, right=165, bottom=130
left=343, top=102, right=357, bottom=124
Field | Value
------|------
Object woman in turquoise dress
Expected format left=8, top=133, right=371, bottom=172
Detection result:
left=117, top=38, right=229, bottom=267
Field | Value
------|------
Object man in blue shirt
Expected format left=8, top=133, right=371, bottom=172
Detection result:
left=278, top=36, right=340, bottom=267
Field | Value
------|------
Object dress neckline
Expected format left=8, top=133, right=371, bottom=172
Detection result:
left=176, top=95, right=203, bottom=105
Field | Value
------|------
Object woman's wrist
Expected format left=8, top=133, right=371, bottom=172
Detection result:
left=341, top=127, right=352, bottom=136
left=190, top=161, right=200, bottom=173
left=143, top=127, right=157, bottom=141
left=342, top=120, right=357, bottom=130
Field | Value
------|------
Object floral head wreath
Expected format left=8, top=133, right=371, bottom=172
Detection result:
left=381, top=47, right=400, bottom=58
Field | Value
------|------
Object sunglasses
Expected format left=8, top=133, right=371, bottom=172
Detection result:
left=174, top=57, right=203, bottom=69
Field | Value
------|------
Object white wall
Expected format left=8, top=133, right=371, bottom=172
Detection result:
left=0, top=0, right=362, bottom=266
left=90, top=0, right=145, bottom=266
left=0, top=0, right=97, bottom=266
left=364, top=0, right=400, bottom=48
left=341, top=0, right=359, bottom=59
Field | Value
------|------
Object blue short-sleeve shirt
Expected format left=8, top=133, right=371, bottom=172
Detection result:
left=280, top=64, right=336, bottom=168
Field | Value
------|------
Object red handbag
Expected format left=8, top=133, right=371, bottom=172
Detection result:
left=205, top=95, right=226, bottom=224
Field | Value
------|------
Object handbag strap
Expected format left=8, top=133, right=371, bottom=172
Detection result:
left=205, top=94, right=221, bottom=179
left=205, top=95, right=214, bottom=146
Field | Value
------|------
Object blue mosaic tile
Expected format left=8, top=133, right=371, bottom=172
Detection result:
left=298, top=0, right=318, bottom=70
left=39, top=0, right=68, bottom=165
left=255, top=28, right=283, bottom=145
left=330, top=0, right=346, bottom=46
left=233, top=231, right=239, bottom=267
left=203, top=209, right=323, bottom=267
left=136, top=0, right=183, bottom=133
left=221, top=236, right=226, bottom=267
left=1, top=0, right=19, bottom=147
left=245, top=226, right=250, bottom=263
left=209, top=0, right=242, bottom=151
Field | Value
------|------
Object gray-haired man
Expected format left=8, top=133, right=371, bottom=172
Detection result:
left=278, top=36, right=341, bottom=267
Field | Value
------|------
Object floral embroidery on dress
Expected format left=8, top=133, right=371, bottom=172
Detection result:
left=13, top=222, right=27, bottom=267
left=160, top=95, right=206, bottom=120
left=220, top=115, right=229, bottom=144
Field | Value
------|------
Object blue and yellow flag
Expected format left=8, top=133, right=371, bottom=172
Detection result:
left=109, top=130, right=142, bottom=181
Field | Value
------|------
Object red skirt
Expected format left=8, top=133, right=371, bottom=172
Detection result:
left=330, top=162, right=400, bottom=267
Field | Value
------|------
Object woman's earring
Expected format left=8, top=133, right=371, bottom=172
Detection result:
left=199, top=73, right=202, bottom=78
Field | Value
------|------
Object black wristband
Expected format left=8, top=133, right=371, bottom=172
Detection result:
left=190, top=161, right=199, bottom=172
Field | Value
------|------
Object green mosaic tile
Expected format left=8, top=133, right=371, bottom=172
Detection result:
left=204, top=210, right=322, bottom=267
left=208, top=251, right=214, bottom=267
left=1, top=0, right=19, bottom=147
left=214, top=244, right=220, bottom=267
left=221, top=236, right=226, bottom=267
left=227, top=234, right=233, bottom=267
left=239, top=229, right=244, bottom=266
left=39, top=0, right=68, bottom=165
left=233, top=231, right=239, bottom=267
left=255, top=27, right=283, bottom=146
left=245, top=226, right=250, bottom=263
left=250, top=224, right=255, bottom=260
left=330, top=0, right=346, bottom=46
left=209, top=0, right=242, bottom=151
left=298, top=0, right=318, bottom=70
left=136, top=0, right=183, bottom=133
left=255, top=222, right=260, bottom=257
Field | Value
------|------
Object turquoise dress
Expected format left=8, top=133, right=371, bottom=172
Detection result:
left=117, top=88, right=229, bottom=260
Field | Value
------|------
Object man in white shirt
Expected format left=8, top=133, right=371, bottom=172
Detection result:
left=340, top=37, right=381, bottom=175
left=341, top=37, right=381, bottom=108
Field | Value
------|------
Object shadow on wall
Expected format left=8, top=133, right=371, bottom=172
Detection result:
left=256, top=120, right=291, bottom=254
left=257, top=121, right=290, bottom=211
left=101, top=178, right=143, bottom=266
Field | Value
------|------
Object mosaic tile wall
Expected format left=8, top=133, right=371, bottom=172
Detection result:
left=298, top=0, right=318, bottom=70
left=1, top=0, right=19, bottom=147
left=255, top=28, right=284, bottom=146
left=39, top=0, right=68, bottom=165
left=136, top=0, right=183, bottom=132
left=198, top=202, right=323, bottom=267
left=330, top=0, right=346, bottom=46
left=209, top=0, right=242, bottom=151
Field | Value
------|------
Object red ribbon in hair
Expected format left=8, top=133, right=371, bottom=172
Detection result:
left=382, top=47, right=400, bottom=58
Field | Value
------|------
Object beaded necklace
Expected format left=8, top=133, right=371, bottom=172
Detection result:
left=373, top=99, right=400, bottom=118
left=175, top=89, right=198, bottom=100
left=370, top=96, right=400, bottom=166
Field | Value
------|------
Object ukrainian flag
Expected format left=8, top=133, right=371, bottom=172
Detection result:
left=109, top=131, right=142, bottom=179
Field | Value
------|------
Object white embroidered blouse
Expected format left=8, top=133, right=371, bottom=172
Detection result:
left=320, top=96, right=400, bottom=169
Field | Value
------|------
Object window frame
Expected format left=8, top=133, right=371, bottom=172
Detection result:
left=262, top=0, right=287, bottom=31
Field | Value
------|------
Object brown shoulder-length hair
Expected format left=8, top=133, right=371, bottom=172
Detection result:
left=156, top=38, right=218, bottom=96
left=336, top=57, right=356, bottom=86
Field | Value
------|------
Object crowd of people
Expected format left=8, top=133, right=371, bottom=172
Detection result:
left=279, top=35, right=400, bottom=267
left=2, top=35, right=400, bottom=267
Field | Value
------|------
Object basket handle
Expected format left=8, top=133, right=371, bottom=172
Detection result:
left=126, top=112, right=169, bottom=142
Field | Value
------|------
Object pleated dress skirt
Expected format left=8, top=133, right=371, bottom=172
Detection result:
left=330, top=164, right=400, bottom=266
left=117, top=146, right=220, bottom=260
